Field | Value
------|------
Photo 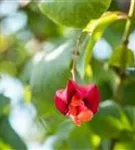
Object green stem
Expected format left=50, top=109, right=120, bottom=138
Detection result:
left=121, top=0, right=135, bottom=75
left=122, top=0, right=135, bottom=46
left=115, top=0, right=135, bottom=132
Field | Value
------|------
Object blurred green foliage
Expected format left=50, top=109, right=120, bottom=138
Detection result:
left=0, top=0, right=135, bottom=150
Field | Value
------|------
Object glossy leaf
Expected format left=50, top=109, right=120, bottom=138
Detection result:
left=39, top=0, right=111, bottom=28
left=109, top=45, right=134, bottom=68
left=82, top=12, right=127, bottom=78
left=89, top=100, right=130, bottom=138
left=30, top=40, right=73, bottom=115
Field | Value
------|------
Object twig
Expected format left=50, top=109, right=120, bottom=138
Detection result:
left=114, top=0, right=135, bottom=148
left=71, top=32, right=85, bottom=81
left=115, top=0, right=135, bottom=103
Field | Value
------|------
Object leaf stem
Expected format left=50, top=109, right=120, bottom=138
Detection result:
left=71, top=32, right=85, bottom=81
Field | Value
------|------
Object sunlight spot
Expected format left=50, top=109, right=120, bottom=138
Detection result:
left=33, top=51, right=44, bottom=64
left=45, top=43, right=68, bottom=62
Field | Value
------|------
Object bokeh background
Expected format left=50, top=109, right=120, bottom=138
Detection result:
left=0, top=0, right=135, bottom=150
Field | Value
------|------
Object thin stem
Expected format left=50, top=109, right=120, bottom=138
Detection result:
left=122, top=0, right=135, bottom=46
left=121, top=0, right=135, bottom=75
left=114, top=0, right=135, bottom=136
left=71, top=32, right=85, bottom=81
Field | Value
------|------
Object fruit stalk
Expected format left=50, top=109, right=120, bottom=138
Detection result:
left=71, top=32, right=84, bottom=81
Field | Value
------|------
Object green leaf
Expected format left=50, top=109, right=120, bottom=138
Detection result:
left=30, top=40, right=73, bottom=116
left=89, top=100, right=129, bottom=138
left=0, top=94, right=10, bottom=117
left=39, top=0, right=111, bottom=28
left=114, top=142, right=135, bottom=150
left=81, top=12, right=127, bottom=78
left=98, top=81, right=113, bottom=101
left=124, top=106, right=135, bottom=129
left=120, top=80, right=135, bottom=105
left=118, top=130, right=135, bottom=142
left=68, top=125, right=93, bottom=150
left=0, top=117, right=27, bottom=150
left=52, top=120, right=74, bottom=149
left=27, top=7, right=61, bottom=39
left=109, top=45, right=134, bottom=68
left=84, top=12, right=127, bottom=34
left=118, top=107, right=135, bottom=142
